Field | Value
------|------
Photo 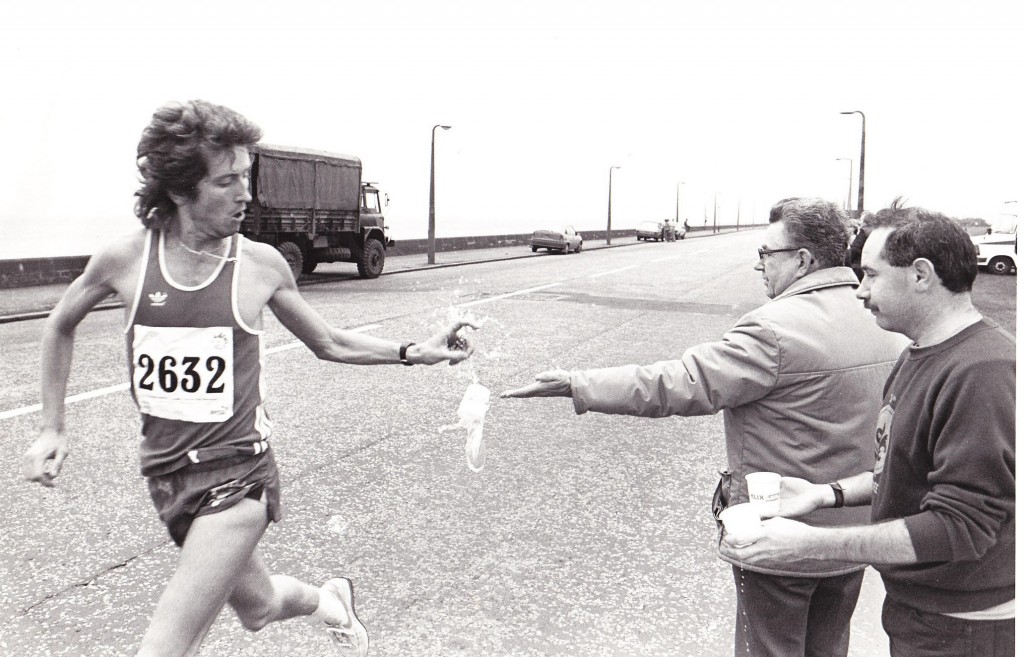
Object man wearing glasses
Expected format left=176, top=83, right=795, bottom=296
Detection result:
left=722, top=208, right=1015, bottom=656
left=503, top=198, right=907, bottom=657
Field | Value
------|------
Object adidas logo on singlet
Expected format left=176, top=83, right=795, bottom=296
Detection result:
left=148, top=291, right=168, bottom=306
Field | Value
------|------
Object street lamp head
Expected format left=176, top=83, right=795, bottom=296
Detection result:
left=441, top=125, right=451, bottom=130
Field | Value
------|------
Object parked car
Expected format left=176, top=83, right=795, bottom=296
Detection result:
left=972, top=230, right=1017, bottom=275
left=531, top=225, right=583, bottom=254
left=636, top=221, right=663, bottom=241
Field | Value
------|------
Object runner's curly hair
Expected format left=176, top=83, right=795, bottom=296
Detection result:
left=134, top=100, right=263, bottom=230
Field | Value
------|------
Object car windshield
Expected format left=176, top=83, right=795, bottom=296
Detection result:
left=990, top=217, right=1017, bottom=234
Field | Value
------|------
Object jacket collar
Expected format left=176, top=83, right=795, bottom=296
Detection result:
left=772, top=267, right=859, bottom=301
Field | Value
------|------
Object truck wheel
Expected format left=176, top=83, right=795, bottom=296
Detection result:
left=532, top=246, right=539, bottom=252
left=301, top=258, right=318, bottom=275
left=276, top=241, right=303, bottom=280
left=358, top=238, right=385, bottom=278
left=988, top=256, right=1014, bottom=275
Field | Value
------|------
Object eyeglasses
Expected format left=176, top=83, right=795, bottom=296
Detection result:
left=757, top=246, right=804, bottom=260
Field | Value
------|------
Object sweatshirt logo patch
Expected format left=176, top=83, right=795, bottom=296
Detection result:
left=872, top=403, right=894, bottom=494
left=148, top=291, right=168, bottom=307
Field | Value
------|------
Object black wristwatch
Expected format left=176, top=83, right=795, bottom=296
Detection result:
left=829, top=481, right=845, bottom=508
left=399, top=342, right=415, bottom=366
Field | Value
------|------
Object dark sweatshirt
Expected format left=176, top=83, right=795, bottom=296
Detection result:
left=871, top=318, right=1015, bottom=614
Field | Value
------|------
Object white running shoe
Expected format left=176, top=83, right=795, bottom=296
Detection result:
left=321, top=577, right=369, bottom=657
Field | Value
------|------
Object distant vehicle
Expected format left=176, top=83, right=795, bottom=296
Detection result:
left=973, top=229, right=1017, bottom=275
left=636, top=221, right=663, bottom=241
left=531, top=225, right=583, bottom=254
left=674, top=220, right=688, bottom=240
left=241, top=144, right=391, bottom=280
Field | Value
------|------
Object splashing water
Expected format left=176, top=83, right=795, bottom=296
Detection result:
left=439, top=382, right=491, bottom=472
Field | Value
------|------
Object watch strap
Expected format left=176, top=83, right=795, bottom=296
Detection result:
left=399, top=342, right=415, bottom=366
left=829, top=481, right=845, bottom=508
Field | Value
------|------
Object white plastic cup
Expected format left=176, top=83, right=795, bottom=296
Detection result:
left=465, top=423, right=486, bottom=472
left=718, top=502, right=763, bottom=546
left=458, top=384, right=490, bottom=472
left=745, top=471, right=782, bottom=516
left=457, top=383, right=490, bottom=424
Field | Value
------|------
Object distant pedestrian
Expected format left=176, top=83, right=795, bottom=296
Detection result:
left=723, top=205, right=1015, bottom=657
left=503, top=198, right=907, bottom=657
left=845, top=211, right=874, bottom=281
left=21, top=99, right=480, bottom=657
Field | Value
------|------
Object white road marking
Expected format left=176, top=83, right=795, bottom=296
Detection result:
left=456, top=282, right=562, bottom=308
left=0, top=323, right=385, bottom=420
left=0, top=383, right=131, bottom=420
left=650, top=255, right=682, bottom=263
left=589, top=265, right=638, bottom=279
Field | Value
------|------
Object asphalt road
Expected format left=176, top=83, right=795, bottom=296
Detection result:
left=0, top=231, right=1015, bottom=656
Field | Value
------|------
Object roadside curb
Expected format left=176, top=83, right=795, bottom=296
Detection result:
left=0, top=230, right=735, bottom=324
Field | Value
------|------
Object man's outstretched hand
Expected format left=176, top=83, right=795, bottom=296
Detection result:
left=500, top=369, right=572, bottom=398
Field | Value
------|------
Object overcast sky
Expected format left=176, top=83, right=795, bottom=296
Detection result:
left=1, top=1, right=1020, bottom=258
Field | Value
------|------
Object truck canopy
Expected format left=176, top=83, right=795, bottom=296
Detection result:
left=253, top=144, right=361, bottom=211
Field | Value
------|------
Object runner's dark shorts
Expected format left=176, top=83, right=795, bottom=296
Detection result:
left=146, top=449, right=282, bottom=546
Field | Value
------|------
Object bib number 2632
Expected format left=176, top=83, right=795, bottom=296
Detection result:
left=132, top=325, right=234, bottom=422
left=136, top=354, right=226, bottom=394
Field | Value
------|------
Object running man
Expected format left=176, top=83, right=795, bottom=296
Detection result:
left=22, top=99, right=479, bottom=657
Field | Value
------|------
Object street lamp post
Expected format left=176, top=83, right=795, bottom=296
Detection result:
left=836, top=157, right=853, bottom=211
left=675, top=181, right=685, bottom=223
left=840, top=111, right=865, bottom=215
left=713, top=191, right=719, bottom=233
left=606, top=165, right=620, bottom=245
left=427, top=124, right=451, bottom=265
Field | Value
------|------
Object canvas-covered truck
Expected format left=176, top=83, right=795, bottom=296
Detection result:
left=241, top=144, right=392, bottom=279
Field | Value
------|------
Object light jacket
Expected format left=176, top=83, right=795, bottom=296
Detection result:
left=570, top=267, right=909, bottom=577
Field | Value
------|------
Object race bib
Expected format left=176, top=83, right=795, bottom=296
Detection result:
left=132, top=325, right=234, bottom=422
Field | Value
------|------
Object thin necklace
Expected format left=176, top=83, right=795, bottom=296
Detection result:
left=178, top=238, right=237, bottom=262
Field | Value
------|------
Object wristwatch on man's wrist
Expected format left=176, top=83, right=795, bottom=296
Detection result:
left=828, top=481, right=845, bottom=508
left=399, top=342, right=416, bottom=366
